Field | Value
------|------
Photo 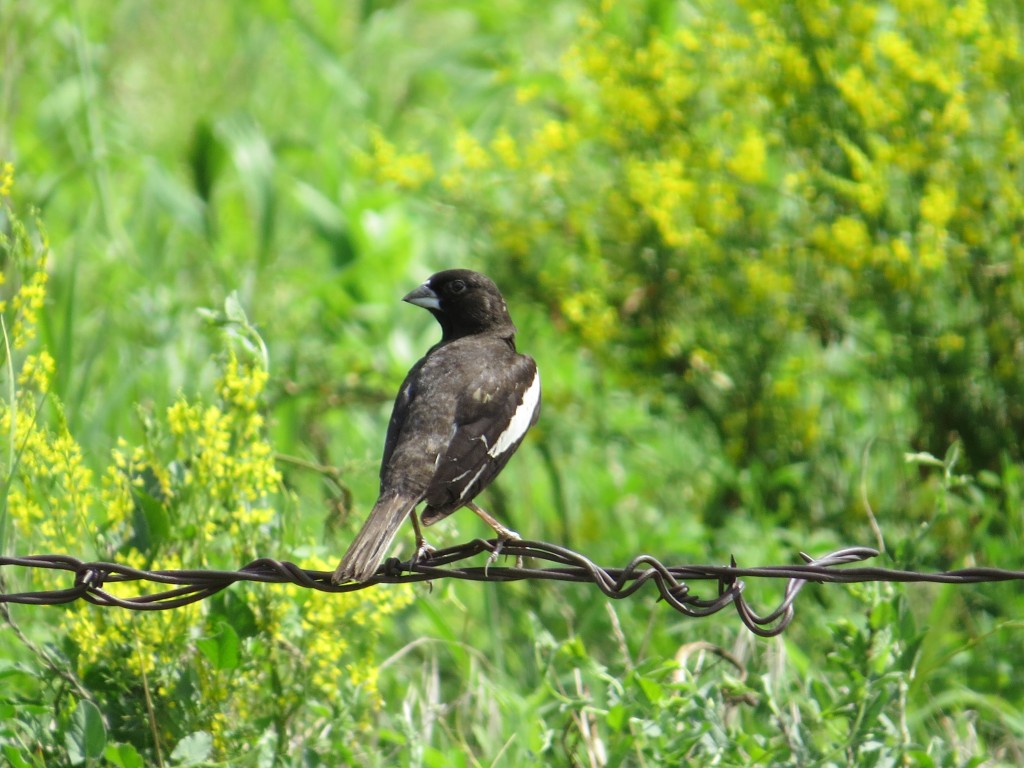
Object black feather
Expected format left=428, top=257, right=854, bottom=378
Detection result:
left=333, top=270, right=540, bottom=583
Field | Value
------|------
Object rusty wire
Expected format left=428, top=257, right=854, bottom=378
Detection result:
left=2, top=540, right=1022, bottom=637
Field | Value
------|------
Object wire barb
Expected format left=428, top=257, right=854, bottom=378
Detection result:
left=3, top=542, right=1022, bottom=636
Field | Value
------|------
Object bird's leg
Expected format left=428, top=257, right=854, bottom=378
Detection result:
left=467, top=501, right=522, bottom=570
left=409, top=509, right=435, bottom=566
left=466, top=501, right=520, bottom=540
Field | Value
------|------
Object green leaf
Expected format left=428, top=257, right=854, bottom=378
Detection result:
left=606, top=703, right=627, bottom=731
left=1, top=745, right=35, bottom=768
left=104, top=742, right=145, bottom=768
left=209, top=591, right=259, bottom=639
left=140, top=160, right=205, bottom=236
left=637, top=674, right=664, bottom=705
left=64, top=699, right=107, bottom=764
left=196, top=621, right=240, bottom=671
left=424, top=745, right=466, bottom=768
left=905, top=750, right=937, bottom=768
left=416, top=598, right=471, bottom=675
left=942, top=440, right=962, bottom=471
left=217, top=115, right=276, bottom=262
left=129, top=486, right=171, bottom=554
left=188, top=119, right=225, bottom=207
left=223, top=291, right=249, bottom=326
left=169, top=732, right=213, bottom=766
left=292, top=181, right=356, bottom=268
left=903, top=451, right=943, bottom=467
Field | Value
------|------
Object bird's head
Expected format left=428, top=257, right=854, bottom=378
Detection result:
left=404, top=269, right=516, bottom=341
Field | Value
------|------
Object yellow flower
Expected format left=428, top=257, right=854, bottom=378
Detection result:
left=946, top=0, right=988, bottom=37
left=16, top=351, right=55, bottom=394
left=918, top=236, right=946, bottom=271
left=919, top=182, right=957, bottom=229
left=936, top=332, right=965, bottom=354
left=779, top=44, right=813, bottom=88
left=363, top=130, right=433, bottom=190
left=890, top=239, right=912, bottom=264
left=515, top=83, right=540, bottom=104
left=835, top=66, right=902, bottom=129
left=877, top=31, right=918, bottom=76
left=743, top=258, right=794, bottom=305
left=491, top=128, right=520, bottom=169
left=939, top=90, right=971, bottom=135
left=728, top=129, right=768, bottom=184
left=675, top=28, right=700, bottom=52
left=454, top=129, right=491, bottom=171
left=830, top=216, right=871, bottom=267
left=0, top=161, right=13, bottom=197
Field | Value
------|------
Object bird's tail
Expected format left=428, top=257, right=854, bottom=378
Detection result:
left=333, top=493, right=416, bottom=583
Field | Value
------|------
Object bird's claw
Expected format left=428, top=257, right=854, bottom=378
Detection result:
left=411, top=540, right=437, bottom=568
left=484, top=529, right=522, bottom=575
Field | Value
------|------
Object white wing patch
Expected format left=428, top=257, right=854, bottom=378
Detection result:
left=458, top=465, right=488, bottom=500
left=487, top=368, right=540, bottom=460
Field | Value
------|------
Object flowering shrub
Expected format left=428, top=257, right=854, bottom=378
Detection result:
left=366, top=0, right=1024, bottom=480
left=0, top=176, right=412, bottom=765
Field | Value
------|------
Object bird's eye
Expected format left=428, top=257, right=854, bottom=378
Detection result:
left=449, top=279, right=467, bottom=294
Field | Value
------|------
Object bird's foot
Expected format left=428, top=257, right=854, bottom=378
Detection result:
left=485, top=529, right=523, bottom=575
left=464, top=502, right=524, bottom=573
left=411, top=540, right=437, bottom=568
left=408, top=509, right=437, bottom=570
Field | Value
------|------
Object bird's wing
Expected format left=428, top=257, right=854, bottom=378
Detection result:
left=420, top=351, right=541, bottom=522
left=378, top=354, right=432, bottom=475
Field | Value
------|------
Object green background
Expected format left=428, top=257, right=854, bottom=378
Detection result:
left=2, top=0, right=1023, bottom=765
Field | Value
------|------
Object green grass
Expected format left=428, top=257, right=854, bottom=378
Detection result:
left=3, top=0, right=1024, bottom=765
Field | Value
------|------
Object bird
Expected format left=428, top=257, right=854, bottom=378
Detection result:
left=332, top=269, right=541, bottom=583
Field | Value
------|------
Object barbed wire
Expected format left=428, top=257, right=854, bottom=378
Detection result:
left=2, top=540, right=1023, bottom=637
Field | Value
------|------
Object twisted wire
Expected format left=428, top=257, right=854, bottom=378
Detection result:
left=3, top=541, right=1020, bottom=637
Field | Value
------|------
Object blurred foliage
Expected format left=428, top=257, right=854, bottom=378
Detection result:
left=373, top=0, right=1024, bottom=482
left=0, top=201, right=412, bottom=764
left=2, top=0, right=1024, bottom=765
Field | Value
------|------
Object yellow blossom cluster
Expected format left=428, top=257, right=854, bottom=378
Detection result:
left=3, top=419, right=94, bottom=545
left=0, top=161, right=13, bottom=197
left=156, top=351, right=282, bottom=552
left=391, top=0, right=1024, bottom=465
left=63, top=552, right=204, bottom=678
left=0, top=205, right=49, bottom=345
left=1, top=194, right=86, bottom=554
left=292, top=556, right=414, bottom=706
left=360, top=129, right=434, bottom=190
left=2, top=186, right=416, bottom=758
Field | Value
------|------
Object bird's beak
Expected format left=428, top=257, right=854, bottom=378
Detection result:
left=403, top=283, right=441, bottom=310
